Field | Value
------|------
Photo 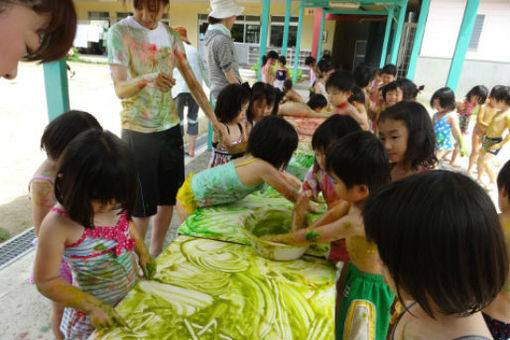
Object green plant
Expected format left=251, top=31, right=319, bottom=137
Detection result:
left=0, top=227, right=10, bottom=242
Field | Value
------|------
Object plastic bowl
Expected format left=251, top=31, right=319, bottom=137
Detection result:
left=240, top=208, right=310, bottom=261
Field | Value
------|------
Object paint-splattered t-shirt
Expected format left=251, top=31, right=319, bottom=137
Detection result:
left=108, top=16, right=186, bottom=133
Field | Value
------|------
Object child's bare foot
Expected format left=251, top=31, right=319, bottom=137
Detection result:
left=449, top=161, right=461, bottom=168
left=185, top=150, right=195, bottom=157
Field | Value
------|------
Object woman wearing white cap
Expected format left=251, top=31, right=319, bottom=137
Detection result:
left=204, top=0, right=244, bottom=102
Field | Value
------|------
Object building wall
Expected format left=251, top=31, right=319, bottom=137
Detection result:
left=73, top=1, right=336, bottom=53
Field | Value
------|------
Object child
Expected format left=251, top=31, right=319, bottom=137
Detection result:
left=457, top=85, right=489, bottom=135
left=477, top=85, right=510, bottom=187
left=468, top=86, right=502, bottom=175
left=247, top=82, right=277, bottom=125
left=348, top=87, right=370, bottom=131
left=382, top=81, right=403, bottom=108
left=307, top=93, right=328, bottom=113
left=266, top=131, right=393, bottom=340
left=274, top=55, right=290, bottom=91
left=381, top=63, right=397, bottom=85
left=431, top=87, right=466, bottom=167
left=261, top=50, right=278, bottom=85
left=397, top=78, right=423, bottom=101
left=315, top=58, right=335, bottom=100
left=483, top=160, right=510, bottom=340
left=305, top=56, right=317, bottom=90
left=30, top=110, right=102, bottom=340
left=368, top=68, right=382, bottom=100
left=363, top=171, right=508, bottom=340
left=327, top=71, right=369, bottom=130
left=282, top=79, right=304, bottom=103
left=176, top=115, right=318, bottom=221
left=378, top=101, right=437, bottom=181
left=34, top=130, right=156, bottom=340
left=278, top=94, right=329, bottom=118
left=209, top=84, right=251, bottom=167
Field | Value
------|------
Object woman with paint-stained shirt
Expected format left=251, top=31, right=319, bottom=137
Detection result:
left=108, top=0, right=219, bottom=258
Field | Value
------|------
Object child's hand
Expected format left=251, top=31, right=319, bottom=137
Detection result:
left=89, top=302, right=129, bottom=330
left=139, top=253, right=157, bottom=280
left=489, top=143, right=501, bottom=152
left=308, top=201, right=321, bottom=214
left=291, top=194, right=308, bottom=231
left=146, top=72, right=175, bottom=93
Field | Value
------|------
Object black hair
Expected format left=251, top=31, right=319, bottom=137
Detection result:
left=312, top=115, right=361, bottom=152
left=379, top=101, right=437, bottom=170
left=208, top=16, right=221, bottom=24
left=54, top=130, right=138, bottom=229
left=305, top=56, right=316, bottom=66
left=133, top=0, right=169, bottom=10
left=497, top=160, right=510, bottom=204
left=326, top=71, right=354, bottom=92
left=326, top=131, right=391, bottom=192
left=381, top=64, right=397, bottom=76
left=247, top=115, right=298, bottom=169
left=262, top=50, right=279, bottom=66
left=41, top=110, right=102, bottom=160
left=430, top=87, right=456, bottom=112
left=283, top=79, right=293, bottom=90
left=381, top=81, right=400, bottom=102
left=374, top=68, right=382, bottom=76
left=317, top=58, right=334, bottom=76
left=348, top=87, right=366, bottom=105
left=397, top=78, right=423, bottom=101
left=489, top=85, right=505, bottom=98
left=307, top=93, right=328, bottom=110
left=272, top=86, right=284, bottom=115
left=215, top=84, right=251, bottom=123
left=247, top=82, right=267, bottom=123
left=278, top=56, right=287, bottom=65
left=364, top=171, right=508, bottom=318
left=492, top=85, right=510, bottom=106
left=466, top=85, right=489, bottom=105
left=353, top=63, right=372, bottom=88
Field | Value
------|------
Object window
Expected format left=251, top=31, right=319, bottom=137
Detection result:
left=88, top=11, right=109, bottom=20
left=270, top=16, right=298, bottom=47
left=116, top=12, right=132, bottom=22
left=198, top=14, right=261, bottom=44
left=468, top=14, right=485, bottom=50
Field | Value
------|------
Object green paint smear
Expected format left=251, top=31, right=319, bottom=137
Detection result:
left=305, top=232, right=320, bottom=243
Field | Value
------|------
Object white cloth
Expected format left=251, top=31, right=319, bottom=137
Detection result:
left=172, top=43, right=210, bottom=97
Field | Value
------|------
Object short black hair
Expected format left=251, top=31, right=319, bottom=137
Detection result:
left=247, top=82, right=267, bottom=123
left=364, top=171, right=508, bottom=318
left=283, top=79, right=293, bottom=90
left=349, top=87, right=366, bottom=105
left=55, top=130, right=138, bottom=229
left=326, top=131, right=391, bottom=192
left=307, top=93, right=328, bottom=110
left=430, top=87, right=456, bottom=112
left=381, top=81, right=400, bottom=102
left=374, top=68, right=382, bottom=76
left=305, top=56, right=316, bottom=66
left=272, top=86, right=284, bottom=115
left=317, top=58, right=334, bottom=75
left=397, top=78, right=423, bottom=101
left=278, top=56, right=287, bottom=65
left=262, top=50, right=279, bottom=65
left=215, top=84, right=251, bottom=123
left=353, top=63, right=372, bottom=88
left=326, top=71, right=354, bottom=92
left=379, top=101, right=437, bottom=170
left=466, top=85, right=489, bottom=105
left=492, top=85, right=510, bottom=106
left=312, top=115, right=361, bottom=152
left=381, top=64, right=397, bottom=76
left=498, top=159, right=510, bottom=204
left=41, top=110, right=102, bottom=160
left=247, top=116, right=298, bottom=169
left=489, top=85, right=505, bottom=99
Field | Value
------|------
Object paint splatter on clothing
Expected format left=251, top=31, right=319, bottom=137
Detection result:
left=302, top=163, right=340, bottom=209
left=433, top=112, right=455, bottom=151
left=107, top=16, right=185, bottom=133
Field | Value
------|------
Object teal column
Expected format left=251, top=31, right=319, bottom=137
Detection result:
left=407, top=0, right=430, bottom=80
left=446, top=0, right=481, bottom=92
left=380, top=7, right=394, bottom=67
left=292, top=3, right=304, bottom=83
left=43, top=59, right=70, bottom=121
left=389, top=0, right=408, bottom=65
left=257, top=0, right=271, bottom=81
left=317, top=10, right=326, bottom=60
left=281, top=0, right=292, bottom=57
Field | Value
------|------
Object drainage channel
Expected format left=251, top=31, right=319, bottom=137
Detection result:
left=0, top=136, right=209, bottom=271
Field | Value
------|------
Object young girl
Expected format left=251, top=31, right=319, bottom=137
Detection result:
left=176, top=115, right=318, bottom=221
left=247, top=82, right=276, bottom=125
left=34, top=130, right=156, bottom=340
left=261, top=50, right=278, bottom=84
left=477, top=85, right=510, bottom=188
left=397, top=78, right=423, bottom=101
left=209, top=84, right=251, bottom=167
left=274, top=55, right=289, bottom=91
left=314, top=59, right=335, bottom=101
left=468, top=86, right=502, bottom=175
left=282, top=79, right=303, bottom=103
left=363, top=170, right=508, bottom=340
left=305, top=56, right=317, bottom=90
left=29, top=110, right=102, bottom=340
left=378, top=101, right=437, bottom=181
left=457, top=85, right=489, bottom=135
left=431, top=87, right=465, bottom=167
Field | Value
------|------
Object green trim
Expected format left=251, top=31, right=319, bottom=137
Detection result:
left=257, top=0, right=271, bottom=81
left=281, top=0, right=292, bottom=56
left=406, top=0, right=430, bottom=80
left=380, top=7, right=394, bottom=68
left=293, top=4, right=305, bottom=83
left=43, top=59, right=70, bottom=122
left=389, top=1, right=408, bottom=65
left=317, top=9, right=326, bottom=60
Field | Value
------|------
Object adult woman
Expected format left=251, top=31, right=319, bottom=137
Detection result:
left=0, top=0, right=76, bottom=79
left=108, top=0, right=219, bottom=257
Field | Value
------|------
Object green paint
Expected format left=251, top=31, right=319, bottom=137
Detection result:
left=94, top=244, right=109, bottom=252
left=305, top=231, right=320, bottom=243
left=343, top=221, right=352, bottom=230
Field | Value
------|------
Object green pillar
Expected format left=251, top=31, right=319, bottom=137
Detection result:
left=317, top=9, right=326, bottom=60
left=407, top=0, right=430, bottom=80
left=292, top=4, right=304, bottom=83
left=380, top=7, right=394, bottom=68
left=257, top=0, right=271, bottom=81
left=281, top=0, right=292, bottom=57
left=43, top=59, right=70, bottom=121
left=389, top=0, right=408, bottom=65
left=446, top=0, right=481, bottom=92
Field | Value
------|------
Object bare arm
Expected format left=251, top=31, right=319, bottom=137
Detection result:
left=224, top=69, right=241, bottom=84
left=217, top=124, right=248, bottom=155
left=30, top=181, right=54, bottom=236
left=110, top=64, right=174, bottom=99
left=278, top=102, right=329, bottom=118
left=490, top=116, right=510, bottom=151
left=448, top=114, right=465, bottom=153
left=129, top=222, right=156, bottom=279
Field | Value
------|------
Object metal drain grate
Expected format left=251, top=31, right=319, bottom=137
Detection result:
left=0, top=227, right=35, bottom=271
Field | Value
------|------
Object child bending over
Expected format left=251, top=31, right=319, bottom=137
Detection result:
left=282, top=79, right=303, bottom=103
left=457, top=85, right=488, bottom=135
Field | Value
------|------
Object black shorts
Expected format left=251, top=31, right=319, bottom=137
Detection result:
left=122, top=126, right=184, bottom=217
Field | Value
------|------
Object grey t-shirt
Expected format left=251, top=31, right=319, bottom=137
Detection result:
left=204, top=28, right=241, bottom=99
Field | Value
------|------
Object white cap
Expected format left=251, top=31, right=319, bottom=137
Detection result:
left=209, top=0, right=244, bottom=19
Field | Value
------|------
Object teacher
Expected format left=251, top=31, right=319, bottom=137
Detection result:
left=108, top=0, right=219, bottom=257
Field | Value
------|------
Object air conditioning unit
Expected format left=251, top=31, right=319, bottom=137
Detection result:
left=329, top=1, right=360, bottom=10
